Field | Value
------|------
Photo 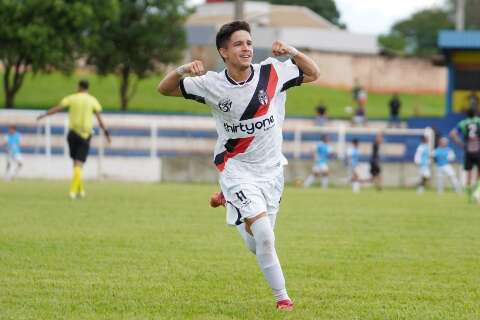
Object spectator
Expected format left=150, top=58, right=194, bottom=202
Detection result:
left=314, top=105, right=328, bottom=126
left=388, top=93, right=401, bottom=128
left=352, top=78, right=361, bottom=104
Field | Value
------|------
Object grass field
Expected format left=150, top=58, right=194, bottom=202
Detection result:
left=1, top=180, right=479, bottom=319
left=0, top=72, right=445, bottom=118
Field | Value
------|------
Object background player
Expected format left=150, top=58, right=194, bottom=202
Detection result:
left=157, top=20, right=320, bottom=310
left=347, top=138, right=361, bottom=193
left=433, top=137, right=462, bottom=194
left=449, top=108, right=480, bottom=202
left=304, top=134, right=333, bottom=189
left=414, top=135, right=431, bottom=194
left=3, top=125, right=23, bottom=181
left=37, top=80, right=111, bottom=199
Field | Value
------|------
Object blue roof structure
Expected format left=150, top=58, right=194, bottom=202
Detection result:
left=438, top=30, right=480, bottom=50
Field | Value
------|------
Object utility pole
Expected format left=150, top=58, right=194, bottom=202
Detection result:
left=456, top=0, right=465, bottom=31
left=234, top=0, right=244, bottom=21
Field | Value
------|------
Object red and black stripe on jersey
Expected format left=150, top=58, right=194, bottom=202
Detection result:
left=214, top=64, right=279, bottom=172
left=239, top=64, right=278, bottom=120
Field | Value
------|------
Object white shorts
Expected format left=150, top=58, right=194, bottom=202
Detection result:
left=7, top=153, right=23, bottom=164
left=220, top=169, right=284, bottom=226
left=436, top=165, right=455, bottom=177
left=348, top=165, right=359, bottom=178
left=418, top=166, right=431, bottom=178
left=313, top=163, right=328, bottom=173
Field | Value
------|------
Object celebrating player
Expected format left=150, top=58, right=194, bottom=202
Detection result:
left=3, top=125, right=23, bottom=181
left=158, top=21, right=320, bottom=310
left=304, top=135, right=333, bottom=189
left=449, top=108, right=480, bottom=202
left=37, top=80, right=111, bottom=199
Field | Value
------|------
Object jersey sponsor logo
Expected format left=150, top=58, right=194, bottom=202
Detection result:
left=218, top=97, right=232, bottom=112
left=223, top=115, right=275, bottom=135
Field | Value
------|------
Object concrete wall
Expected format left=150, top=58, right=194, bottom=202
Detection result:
left=3, top=154, right=464, bottom=189
left=309, top=52, right=447, bottom=94
left=187, top=47, right=447, bottom=94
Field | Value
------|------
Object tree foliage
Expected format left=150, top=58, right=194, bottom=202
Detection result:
left=0, top=0, right=117, bottom=108
left=250, top=0, right=344, bottom=28
left=88, top=0, right=189, bottom=111
left=379, top=9, right=454, bottom=57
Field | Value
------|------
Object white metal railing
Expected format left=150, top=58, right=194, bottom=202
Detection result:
left=1, top=110, right=433, bottom=162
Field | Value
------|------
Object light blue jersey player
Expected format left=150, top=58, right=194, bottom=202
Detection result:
left=304, top=135, right=333, bottom=188
left=414, top=136, right=431, bottom=193
left=433, top=137, right=461, bottom=194
left=3, top=125, right=23, bottom=180
left=347, top=139, right=361, bottom=192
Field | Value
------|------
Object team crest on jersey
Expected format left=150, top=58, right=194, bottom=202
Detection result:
left=258, top=89, right=269, bottom=105
left=218, top=98, right=232, bottom=112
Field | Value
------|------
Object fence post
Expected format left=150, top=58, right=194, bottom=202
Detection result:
left=151, top=122, right=157, bottom=159
left=293, top=127, right=301, bottom=159
left=45, top=118, right=51, bottom=158
left=338, top=123, right=346, bottom=160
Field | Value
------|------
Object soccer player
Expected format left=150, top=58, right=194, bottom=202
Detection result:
left=304, top=135, right=333, bottom=188
left=414, top=136, right=431, bottom=194
left=157, top=21, right=320, bottom=310
left=347, top=139, right=361, bottom=193
left=433, top=137, right=462, bottom=194
left=37, top=80, right=111, bottom=199
left=368, top=132, right=383, bottom=190
left=449, top=108, right=480, bottom=202
left=3, top=125, right=23, bottom=181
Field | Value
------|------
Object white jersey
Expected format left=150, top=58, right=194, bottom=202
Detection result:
left=180, top=58, right=303, bottom=180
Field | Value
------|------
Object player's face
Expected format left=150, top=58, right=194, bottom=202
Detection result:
left=222, top=30, right=253, bottom=69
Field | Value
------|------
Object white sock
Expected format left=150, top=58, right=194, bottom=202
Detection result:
left=236, top=224, right=256, bottom=254
left=352, top=181, right=360, bottom=193
left=250, top=216, right=289, bottom=302
left=303, top=175, right=315, bottom=187
left=321, top=176, right=328, bottom=189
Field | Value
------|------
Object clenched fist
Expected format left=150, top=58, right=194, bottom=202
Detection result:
left=176, top=60, right=206, bottom=76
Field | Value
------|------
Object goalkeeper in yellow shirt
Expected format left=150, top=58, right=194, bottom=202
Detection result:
left=38, top=80, right=111, bottom=199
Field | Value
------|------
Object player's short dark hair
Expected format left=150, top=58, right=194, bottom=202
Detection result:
left=352, top=138, right=359, bottom=145
left=316, top=105, right=326, bottom=115
left=216, top=21, right=251, bottom=57
left=78, top=79, right=89, bottom=90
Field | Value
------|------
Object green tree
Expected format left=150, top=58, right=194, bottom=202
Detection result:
left=0, top=0, right=117, bottom=108
left=88, top=0, right=189, bottom=111
left=250, top=0, right=344, bottom=28
left=379, top=9, right=454, bottom=57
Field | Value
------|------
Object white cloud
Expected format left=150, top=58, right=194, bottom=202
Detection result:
left=336, top=0, right=447, bottom=35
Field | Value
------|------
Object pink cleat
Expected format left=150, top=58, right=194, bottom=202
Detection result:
left=276, top=299, right=294, bottom=311
left=210, top=192, right=226, bottom=208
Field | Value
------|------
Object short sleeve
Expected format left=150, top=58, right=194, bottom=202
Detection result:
left=60, top=95, right=70, bottom=107
left=93, top=97, right=102, bottom=112
left=265, top=58, right=303, bottom=92
left=179, top=75, right=207, bottom=104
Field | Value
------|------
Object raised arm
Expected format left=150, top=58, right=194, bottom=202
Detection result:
left=272, top=41, right=320, bottom=83
left=157, top=60, right=206, bottom=96
left=37, top=105, right=67, bottom=121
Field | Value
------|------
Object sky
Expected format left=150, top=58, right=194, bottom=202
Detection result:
left=187, top=0, right=448, bottom=35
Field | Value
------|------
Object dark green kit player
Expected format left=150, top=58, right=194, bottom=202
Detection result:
left=450, top=109, right=480, bottom=202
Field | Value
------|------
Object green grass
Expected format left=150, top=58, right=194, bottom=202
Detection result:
left=1, top=180, right=479, bottom=319
left=1, top=72, right=445, bottom=118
